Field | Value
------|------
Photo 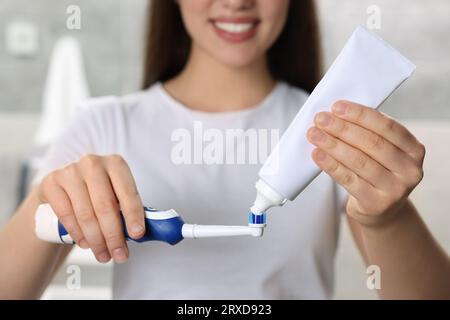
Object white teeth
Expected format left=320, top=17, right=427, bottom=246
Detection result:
left=214, top=22, right=255, bottom=33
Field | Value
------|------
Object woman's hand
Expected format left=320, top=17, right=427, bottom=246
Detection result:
left=38, top=154, right=146, bottom=263
left=307, top=100, right=426, bottom=227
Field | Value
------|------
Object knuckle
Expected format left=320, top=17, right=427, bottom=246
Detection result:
left=80, top=154, right=101, bottom=170
left=326, top=160, right=340, bottom=176
left=43, top=171, right=55, bottom=183
left=354, top=107, right=365, bottom=122
left=108, top=154, right=126, bottom=166
left=65, top=163, right=78, bottom=174
left=86, top=236, right=106, bottom=250
left=366, top=134, right=384, bottom=150
left=416, top=142, right=426, bottom=159
left=66, top=228, right=83, bottom=242
left=94, top=198, right=117, bottom=217
left=352, top=153, right=368, bottom=170
left=339, top=121, right=350, bottom=137
left=76, top=207, right=94, bottom=223
left=409, top=167, right=424, bottom=184
left=70, top=234, right=83, bottom=243
left=41, top=171, right=58, bottom=189
left=58, top=215, right=73, bottom=229
left=56, top=207, right=74, bottom=220
left=60, top=163, right=78, bottom=179
left=91, top=243, right=108, bottom=255
left=52, top=169, right=65, bottom=181
left=58, top=219, right=82, bottom=240
left=341, top=172, right=355, bottom=187
left=383, top=118, right=396, bottom=133
left=104, top=232, right=124, bottom=247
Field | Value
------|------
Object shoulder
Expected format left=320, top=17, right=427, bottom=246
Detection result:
left=75, top=84, right=164, bottom=124
left=77, top=90, right=146, bottom=118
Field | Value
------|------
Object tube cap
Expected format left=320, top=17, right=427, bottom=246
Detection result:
left=250, top=179, right=287, bottom=214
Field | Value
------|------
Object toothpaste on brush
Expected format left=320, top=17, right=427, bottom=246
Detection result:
left=251, top=26, right=416, bottom=214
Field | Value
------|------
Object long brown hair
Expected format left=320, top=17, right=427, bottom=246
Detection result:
left=142, top=0, right=322, bottom=93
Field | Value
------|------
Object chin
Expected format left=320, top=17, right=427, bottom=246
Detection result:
left=213, top=47, right=263, bottom=69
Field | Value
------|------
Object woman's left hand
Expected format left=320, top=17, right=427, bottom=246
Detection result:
left=307, top=100, right=426, bottom=227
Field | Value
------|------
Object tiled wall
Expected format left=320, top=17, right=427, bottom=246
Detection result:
left=0, top=0, right=448, bottom=117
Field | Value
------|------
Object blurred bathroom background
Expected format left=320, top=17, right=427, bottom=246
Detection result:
left=0, top=0, right=449, bottom=299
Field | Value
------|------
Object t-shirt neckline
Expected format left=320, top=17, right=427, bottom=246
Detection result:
left=153, top=81, right=286, bottom=121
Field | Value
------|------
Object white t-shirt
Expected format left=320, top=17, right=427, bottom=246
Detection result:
left=34, top=82, right=347, bottom=299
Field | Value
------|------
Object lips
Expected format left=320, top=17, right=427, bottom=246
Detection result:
left=210, top=17, right=260, bottom=43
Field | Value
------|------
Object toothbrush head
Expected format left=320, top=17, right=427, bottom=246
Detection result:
left=248, top=211, right=266, bottom=225
left=248, top=211, right=266, bottom=237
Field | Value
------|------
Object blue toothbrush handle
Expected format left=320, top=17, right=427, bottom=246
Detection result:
left=35, top=204, right=185, bottom=246
left=122, top=209, right=185, bottom=245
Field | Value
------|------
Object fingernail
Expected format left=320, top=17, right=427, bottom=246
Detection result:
left=113, top=248, right=128, bottom=264
left=98, top=251, right=111, bottom=263
left=308, top=127, right=325, bottom=142
left=78, top=239, right=89, bottom=249
left=332, top=102, right=348, bottom=115
left=315, top=113, right=331, bottom=126
left=131, top=224, right=144, bottom=236
left=314, top=149, right=327, bottom=161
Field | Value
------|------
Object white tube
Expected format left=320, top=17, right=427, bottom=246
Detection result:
left=252, top=26, right=416, bottom=214
left=182, top=224, right=264, bottom=238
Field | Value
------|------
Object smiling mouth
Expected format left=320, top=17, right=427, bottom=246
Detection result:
left=214, top=22, right=256, bottom=33
left=210, top=18, right=260, bottom=43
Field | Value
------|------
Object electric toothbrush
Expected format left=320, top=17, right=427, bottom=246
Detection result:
left=35, top=204, right=266, bottom=245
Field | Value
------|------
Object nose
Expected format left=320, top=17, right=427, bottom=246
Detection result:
left=220, top=0, right=254, bottom=11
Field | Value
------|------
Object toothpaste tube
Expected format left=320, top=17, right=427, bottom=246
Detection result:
left=251, top=26, right=416, bottom=214
left=35, top=204, right=265, bottom=245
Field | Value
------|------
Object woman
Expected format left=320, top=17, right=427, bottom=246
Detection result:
left=1, top=0, right=449, bottom=299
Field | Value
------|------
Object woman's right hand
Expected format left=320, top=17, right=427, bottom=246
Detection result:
left=37, top=154, right=146, bottom=264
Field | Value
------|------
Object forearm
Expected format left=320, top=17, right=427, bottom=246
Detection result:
left=0, top=188, right=72, bottom=299
left=351, top=199, right=450, bottom=299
